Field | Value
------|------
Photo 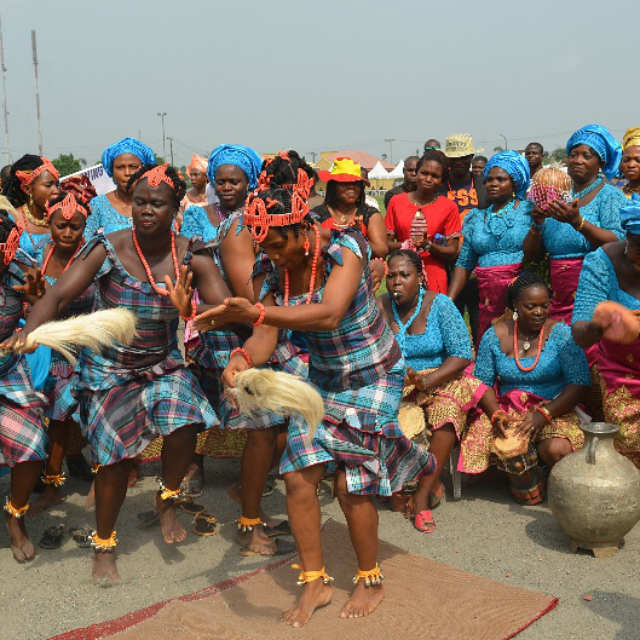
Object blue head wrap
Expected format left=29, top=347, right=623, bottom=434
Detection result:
left=620, top=193, right=640, bottom=236
left=207, top=144, right=262, bottom=190
left=565, top=124, right=622, bottom=180
left=101, top=137, right=155, bottom=178
left=483, top=150, right=531, bottom=200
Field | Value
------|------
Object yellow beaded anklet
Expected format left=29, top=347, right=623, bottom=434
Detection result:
left=236, top=516, right=263, bottom=532
left=4, top=497, right=29, bottom=519
left=352, top=563, right=384, bottom=586
left=90, top=530, right=118, bottom=552
left=157, top=479, right=181, bottom=501
left=292, top=564, right=334, bottom=586
left=41, top=472, right=67, bottom=488
left=91, top=464, right=102, bottom=475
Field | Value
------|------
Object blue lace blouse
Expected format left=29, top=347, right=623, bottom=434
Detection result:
left=397, top=293, right=472, bottom=370
left=474, top=322, right=590, bottom=399
left=180, top=205, right=218, bottom=243
left=572, top=247, right=640, bottom=323
left=541, top=184, right=626, bottom=259
left=85, top=194, right=133, bottom=238
left=456, top=200, right=533, bottom=270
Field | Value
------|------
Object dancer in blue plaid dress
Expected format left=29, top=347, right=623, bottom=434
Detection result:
left=183, top=146, right=309, bottom=557
left=0, top=212, right=48, bottom=563
left=7, top=164, right=230, bottom=584
left=194, top=176, right=436, bottom=627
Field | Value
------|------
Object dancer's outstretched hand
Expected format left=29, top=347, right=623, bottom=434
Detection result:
left=13, top=267, right=46, bottom=303
left=0, top=330, right=35, bottom=354
left=193, top=297, right=257, bottom=331
left=165, top=265, right=194, bottom=317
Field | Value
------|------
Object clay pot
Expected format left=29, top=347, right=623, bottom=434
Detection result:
left=548, top=422, right=640, bottom=557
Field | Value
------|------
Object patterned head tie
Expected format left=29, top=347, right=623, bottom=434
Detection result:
left=46, top=192, right=87, bottom=221
left=207, top=144, right=262, bottom=190
left=620, top=193, right=640, bottom=236
left=243, top=169, right=314, bottom=243
left=100, top=137, right=156, bottom=178
left=483, top=150, right=531, bottom=200
left=566, top=123, right=622, bottom=180
left=15, top=157, right=59, bottom=192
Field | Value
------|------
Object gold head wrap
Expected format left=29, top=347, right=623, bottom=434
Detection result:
left=622, top=127, right=640, bottom=150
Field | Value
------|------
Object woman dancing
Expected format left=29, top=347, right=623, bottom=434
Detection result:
left=0, top=211, right=48, bottom=562
left=193, top=178, right=434, bottom=626
left=462, top=272, right=590, bottom=504
left=378, top=249, right=487, bottom=531
left=85, top=137, right=155, bottom=237
left=35, top=192, right=95, bottom=510
left=523, top=124, right=626, bottom=323
left=2, top=164, right=229, bottom=583
left=572, top=195, right=640, bottom=467
left=448, top=150, right=533, bottom=343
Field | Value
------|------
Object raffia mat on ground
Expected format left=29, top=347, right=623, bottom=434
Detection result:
left=53, top=519, right=557, bottom=640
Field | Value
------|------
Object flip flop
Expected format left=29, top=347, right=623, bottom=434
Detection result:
left=414, top=509, right=436, bottom=533
left=193, top=513, right=217, bottom=536
left=39, top=524, right=65, bottom=550
left=264, top=520, right=291, bottom=538
left=69, top=526, right=93, bottom=548
left=239, top=537, right=296, bottom=557
left=176, top=500, right=206, bottom=516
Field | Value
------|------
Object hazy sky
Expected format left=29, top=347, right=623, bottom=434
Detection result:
left=0, top=0, right=637, bottom=167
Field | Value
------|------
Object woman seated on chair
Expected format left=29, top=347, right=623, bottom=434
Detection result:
left=378, top=249, right=488, bottom=532
left=461, top=271, right=590, bottom=505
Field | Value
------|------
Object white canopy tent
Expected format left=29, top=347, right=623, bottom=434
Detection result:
left=367, top=161, right=390, bottom=180
left=388, top=160, right=404, bottom=180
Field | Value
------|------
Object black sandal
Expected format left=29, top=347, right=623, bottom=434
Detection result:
left=69, top=526, right=93, bottom=548
left=239, top=537, right=296, bottom=557
left=39, top=524, right=65, bottom=550
left=176, top=499, right=206, bottom=516
left=193, top=512, right=217, bottom=536
left=264, top=520, right=292, bottom=538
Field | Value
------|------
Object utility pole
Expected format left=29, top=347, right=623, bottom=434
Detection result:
left=167, top=136, right=174, bottom=166
left=157, top=112, right=167, bottom=156
left=308, top=151, right=317, bottom=163
left=0, top=16, right=10, bottom=164
left=31, top=30, right=43, bottom=155
left=384, top=138, right=395, bottom=164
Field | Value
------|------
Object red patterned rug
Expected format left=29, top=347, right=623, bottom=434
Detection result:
left=51, top=519, right=557, bottom=640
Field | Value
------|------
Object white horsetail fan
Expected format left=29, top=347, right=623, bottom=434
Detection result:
left=233, top=368, right=324, bottom=438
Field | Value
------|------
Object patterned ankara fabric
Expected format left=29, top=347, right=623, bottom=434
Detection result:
left=69, top=233, right=218, bottom=467
left=572, top=248, right=640, bottom=466
left=85, top=194, right=132, bottom=239
left=180, top=205, right=219, bottom=243
left=258, top=228, right=435, bottom=495
left=0, top=262, right=47, bottom=467
left=100, top=137, right=155, bottom=178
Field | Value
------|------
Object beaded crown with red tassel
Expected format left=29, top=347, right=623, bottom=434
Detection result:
left=244, top=168, right=314, bottom=243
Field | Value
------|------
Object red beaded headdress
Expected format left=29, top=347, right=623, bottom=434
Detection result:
left=133, top=163, right=175, bottom=191
left=244, top=169, right=313, bottom=243
left=15, top=157, right=59, bottom=192
left=257, top=150, right=292, bottom=192
left=0, top=226, right=21, bottom=265
left=46, top=192, right=87, bottom=221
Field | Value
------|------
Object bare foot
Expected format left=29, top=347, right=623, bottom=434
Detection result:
left=283, top=579, right=333, bottom=628
left=237, top=526, right=276, bottom=555
left=5, top=514, right=35, bottom=563
left=155, top=494, right=186, bottom=544
left=30, top=486, right=64, bottom=515
left=339, top=582, right=384, bottom=619
left=92, top=551, right=120, bottom=585
left=85, top=480, right=96, bottom=509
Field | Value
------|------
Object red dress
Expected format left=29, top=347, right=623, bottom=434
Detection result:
left=385, top=193, right=461, bottom=293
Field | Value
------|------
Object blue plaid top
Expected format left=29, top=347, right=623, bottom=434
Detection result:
left=257, top=228, right=401, bottom=391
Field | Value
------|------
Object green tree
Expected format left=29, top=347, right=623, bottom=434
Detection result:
left=551, top=147, right=568, bottom=164
left=52, top=153, right=86, bottom=177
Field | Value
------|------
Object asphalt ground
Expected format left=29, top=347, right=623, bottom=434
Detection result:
left=2, top=459, right=639, bottom=640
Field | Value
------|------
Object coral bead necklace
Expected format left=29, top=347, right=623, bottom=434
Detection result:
left=41, top=241, right=84, bottom=276
left=513, top=319, right=545, bottom=372
left=131, top=227, right=179, bottom=296
left=283, top=227, right=321, bottom=306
